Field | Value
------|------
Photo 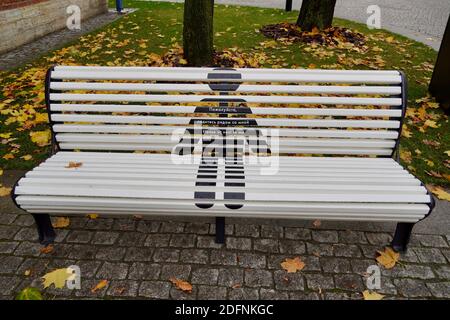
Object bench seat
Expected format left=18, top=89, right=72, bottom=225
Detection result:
left=14, top=151, right=430, bottom=222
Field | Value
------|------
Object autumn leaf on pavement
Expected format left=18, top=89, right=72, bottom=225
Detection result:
left=86, top=213, right=99, bottom=219
left=40, top=244, right=54, bottom=254
left=281, top=257, right=305, bottom=273
left=426, top=185, right=450, bottom=201
left=91, top=280, right=108, bottom=293
left=52, top=217, right=70, bottom=228
left=0, top=186, right=12, bottom=197
left=376, top=247, right=399, bottom=269
left=312, top=220, right=321, bottom=228
left=169, top=277, right=193, bottom=293
left=362, top=290, right=384, bottom=300
left=65, top=162, right=83, bottom=168
left=42, top=268, right=72, bottom=289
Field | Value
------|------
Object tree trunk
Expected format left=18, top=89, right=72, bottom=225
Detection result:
left=296, top=0, right=337, bottom=31
left=183, top=0, right=214, bottom=66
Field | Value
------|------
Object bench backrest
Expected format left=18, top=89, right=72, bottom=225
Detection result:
left=46, top=66, right=406, bottom=157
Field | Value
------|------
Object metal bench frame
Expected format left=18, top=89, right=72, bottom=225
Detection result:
left=11, top=66, right=435, bottom=252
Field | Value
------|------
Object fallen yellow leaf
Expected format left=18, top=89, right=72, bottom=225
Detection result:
left=362, top=290, right=384, bottom=300
left=21, top=154, right=33, bottom=161
left=376, top=247, right=399, bottom=269
left=65, top=162, right=83, bottom=168
left=281, top=257, right=305, bottom=273
left=29, top=130, right=51, bottom=147
left=86, top=213, right=99, bottom=219
left=91, top=280, right=108, bottom=293
left=0, top=186, right=12, bottom=197
left=52, top=217, right=70, bottom=228
left=42, top=268, right=72, bottom=289
left=169, top=278, right=192, bottom=293
left=427, top=185, right=450, bottom=201
left=40, top=244, right=54, bottom=254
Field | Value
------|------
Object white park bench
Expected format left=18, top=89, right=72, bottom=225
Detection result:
left=12, top=66, right=434, bottom=252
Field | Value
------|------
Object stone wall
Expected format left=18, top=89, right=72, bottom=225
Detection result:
left=0, top=0, right=108, bottom=54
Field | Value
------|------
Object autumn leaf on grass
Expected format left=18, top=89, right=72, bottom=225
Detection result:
left=86, top=213, right=99, bottom=219
left=52, top=217, right=70, bottom=228
left=169, top=278, right=193, bottom=293
left=29, top=130, right=50, bottom=147
left=40, top=244, right=54, bottom=254
left=281, top=257, right=305, bottom=273
left=42, top=268, right=72, bottom=289
left=426, top=185, right=450, bottom=201
left=15, top=287, right=43, bottom=300
left=362, top=290, right=384, bottom=300
left=65, top=162, right=83, bottom=168
left=376, top=247, right=399, bottom=269
left=0, top=186, right=12, bottom=197
left=91, top=280, right=108, bottom=293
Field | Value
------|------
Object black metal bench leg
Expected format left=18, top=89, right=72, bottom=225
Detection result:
left=391, top=222, right=414, bottom=253
left=215, top=217, right=225, bottom=244
left=31, top=214, right=56, bottom=246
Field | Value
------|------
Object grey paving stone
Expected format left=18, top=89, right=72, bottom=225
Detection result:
left=442, top=249, right=450, bottom=263
left=153, top=249, right=180, bottom=263
left=74, top=278, right=109, bottom=298
left=359, top=245, right=382, bottom=259
left=234, top=224, right=260, bottom=238
left=160, top=264, right=192, bottom=280
left=13, top=241, right=42, bottom=257
left=333, top=244, right=362, bottom=258
left=46, top=244, right=73, bottom=258
left=16, top=258, right=50, bottom=276
left=95, top=247, right=126, bottom=261
left=304, top=274, right=334, bottom=290
left=218, top=268, right=244, bottom=287
left=378, top=277, right=398, bottom=295
left=161, top=221, right=185, bottom=233
left=48, top=258, right=76, bottom=270
left=413, top=248, right=447, bottom=264
left=312, top=230, right=339, bottom=243
left=197, top=285, right=227, bottom=300
left=136, top=220, right=161, bottom=234
left=284, top=227, right=311, bottom=240
left=139, top=281, right=171, bottom=299
left=66, top=230, right=93, bottom=244
left=273, top=270, right=304, bottom=290
left=351, top=259, right=378, bottom=275
left=92, top=231, right=120, bottom=245
left=0, top=225, right=19, bottom=240
left=228, top=288, right=259, bottom=300
left=288, top=292, right=320, bottom=300
left=426, top=282, right=450, bottom=298
left=383, top=264, right=435, bottom=280
left=244, top=269, right=273, bottom=288
left=170, top=286, right=198, bottom=300
left=117, top=232, right=146, bottom=246
left=209, top=223, right=234, bottom=236
left=54, top=229, right=70, bottom=243
left=279, top=240, right=306, bottom=255
left=0, top=256, right=23, bottom=274
left=169, top=234, right=196, bottom=248
left=96, top=262, right=129, bottom=280
left=185, top=222, right=210, bottom=235
left=145, top=234, right=171, bottom=248
left=0, top=241, right=19, bottom=254
left=106, top=280, right=139, bottom=297
left=323, top=292, right=351, bottom=300
left=334, top=274, right=364, bottom=292
left=76, top=260, right=103, bottom=278
left=254, top=238, right=279, bottom=253
left=338, top=230, right=368, bottom=244
left=0, top=213, right=18, bottom=225
left=85, top=218, right=114, bottom=230
left=226, top=237, right=252, bottom=251
left=124, top=247, right=154, bottom=262
left=68, top=244, right=98, bottom=260
left=261, top=225, right=283, bottom=238
left=237, top=253, right=266, bottom=269
left=180, top=249, right=209, bottom=264
left=14, top=227, right=39, bottom=241
left=365, top=233, right=392, bottom=245
left=210, top=250, right=236, bottom=266
left=435, top=265, right=450, bottom=279
left=394, top=278, right=432, bottom=298
left=398, top=248, right=420, bottom=263
left=14, top=214, right=35, bottom=227
left=191, top=268, right=219, bottom=285
left=414, top=234, right=448, bottom=248
left=320, top=258, right=352, bottom=274
left=197, top=235, right=224, bottom=249
left=112, top=218, right=136, bottom=231
left=259, top=288, right=289, bottom=300
left=62, top=217, right=86, bottom=229
left=306, top=243, right=334, bottom=257
left=128, top=262, right=161, bottom=281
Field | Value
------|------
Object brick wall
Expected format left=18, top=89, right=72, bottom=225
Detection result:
left=0, top=0, right=108, bottom=54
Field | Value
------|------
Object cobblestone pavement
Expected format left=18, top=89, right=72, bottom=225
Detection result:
left=0, top=11, right=122, bottom=71
left=157, top=0, right=450, bottom=50
left=1, top=211, right=449, bottom=300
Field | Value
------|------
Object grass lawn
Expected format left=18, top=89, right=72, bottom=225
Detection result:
left=0, top=0, right=448, bottom=190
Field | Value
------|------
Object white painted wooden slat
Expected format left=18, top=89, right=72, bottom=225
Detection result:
left=50, top=93, right=402, bottom=106
left=52, top=125, right=399, bottom=139
left=51, top=114, right=400, bottom=128
left=50, top=82, right=402, bottom=95
left=50, top=104, right=402, bottom=117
